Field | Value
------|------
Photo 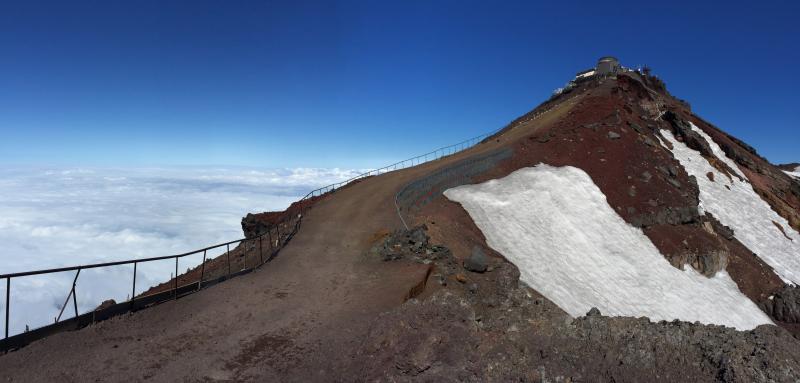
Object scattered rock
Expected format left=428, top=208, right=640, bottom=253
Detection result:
left=642, top=136, right=658, bottom=147
left=607, top=131, right=621, bottom=140
left=667, top=178, right=682, bottom=189
left=371, top=226, right=459, bottom=276
left=629, top=122, right=644, bottom=133
left=759, top=285, right=800, bottom=323
left=536, top=133, right=551, bottom=143
left=701, top=212, right=733, bottom=241
left=95, top=299, right=117, bottom=311
left=455, top=274, right=467, bottom=283
left=464, top=247, right=489, bottom=273
left=640, top=171, right=652, bottom=182
left=586, top=307, right=602, bottom=317
left=628, top=186, right=637, bottom=197
left=241, top=212, right=274, bottom=239
left=667, top=165, right=679, bottom=177
left=706, top=172, right=714, bottom=182
left=631, top=206, right=699, bottom=228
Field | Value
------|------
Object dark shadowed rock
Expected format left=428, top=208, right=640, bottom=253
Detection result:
left=464, top=247, right=488, bottom=273
left=586, top=307, right=602, bottom=317
left=629, top=122, right=645, bottom=134
left=241, top=213, right=271, bottom=239
left=95, top=299, right=117, bottom=311
left=760, top=285, right=800, bottom=323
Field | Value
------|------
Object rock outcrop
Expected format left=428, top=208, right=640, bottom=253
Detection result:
left=760, top=285, right=800, bottom=324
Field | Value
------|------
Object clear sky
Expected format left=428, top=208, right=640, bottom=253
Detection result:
left=1, top=1, right=797, bottom=168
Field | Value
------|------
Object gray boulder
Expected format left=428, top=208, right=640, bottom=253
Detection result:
left=464, top=247, right=488, bottom=273
left=760, top=285, right=800, bottom=323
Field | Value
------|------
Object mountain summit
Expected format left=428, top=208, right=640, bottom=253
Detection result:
left=2, top=59, right=800, bottom=382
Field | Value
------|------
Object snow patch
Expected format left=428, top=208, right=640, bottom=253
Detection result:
left=784, top=166, right=800, bottom=180
left=444, top=164, right=772, bottom=330
left=688, top=124, right=747, bottom=179
left=660, top=126, right=800, bottom=284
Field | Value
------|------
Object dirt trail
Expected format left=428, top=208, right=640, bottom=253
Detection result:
left=0, top=98, right=579, bottom=382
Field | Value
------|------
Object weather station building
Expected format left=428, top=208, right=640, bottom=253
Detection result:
left=596, top=56, right=620, bottom=75
left=573, top=56, right=622, bottom=81
left=554, top=56, right=626, bottom=96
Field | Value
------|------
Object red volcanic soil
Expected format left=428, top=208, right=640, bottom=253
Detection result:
left=405, top=72, right=793, bottom=326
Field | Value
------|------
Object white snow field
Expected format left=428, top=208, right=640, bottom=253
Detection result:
left=444, top=164, right=773, bottom=330
left=661, top=124, right=800, bottom=285
left=784, top=165, right=800, bottom=180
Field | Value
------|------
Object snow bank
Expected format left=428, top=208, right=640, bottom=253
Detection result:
left=784, top=166, right=800, bottom=180
left=661, top=125, right=800, bottom=285
left=444, top=164, right=772, bottom=330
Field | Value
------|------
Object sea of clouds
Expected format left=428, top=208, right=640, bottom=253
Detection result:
left=0, top=166, right=360, bottom=336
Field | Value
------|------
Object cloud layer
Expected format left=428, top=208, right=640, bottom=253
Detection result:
left=0, top=166, right=359, bottom=336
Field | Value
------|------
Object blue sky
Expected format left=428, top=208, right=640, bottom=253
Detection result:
left=1, top=1, right=797, bottom=167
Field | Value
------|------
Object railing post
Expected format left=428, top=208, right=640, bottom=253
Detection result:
left=72, top=284, right=78, bottom=319
left=226, top=244, right=231, bottom=278
left=269, top=229, right=274, bottom=250
left=5, top=277, right=9, bottom=339
left=174, top=257, right=179, bottom=299
left=131, top=262, right=137, bottom=311
left=199, top=250, right=207, bottom=290
left=55, top=269, right=81, bottom=323
left=242, top=240, right=247, bottom=270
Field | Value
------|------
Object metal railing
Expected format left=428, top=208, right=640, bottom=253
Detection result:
left=0, top=203, right=304, bottom=350
left=300, top=129, right=504, bottom=200
left=392, top=92, right=581, bottom=229
left=0, top=118, right=539, bottom=351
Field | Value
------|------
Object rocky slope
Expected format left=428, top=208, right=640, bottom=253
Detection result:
left=348, top=227, right=800, bottom=382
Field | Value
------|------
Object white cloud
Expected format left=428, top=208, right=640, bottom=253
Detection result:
left=0, top=166, right=359, bottom=336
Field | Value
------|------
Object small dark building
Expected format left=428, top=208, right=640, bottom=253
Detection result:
left=596, top=56, right=620, bottom=75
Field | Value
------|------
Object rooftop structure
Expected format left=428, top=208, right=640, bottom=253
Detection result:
left=596, top=56, right=620, bottom=75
